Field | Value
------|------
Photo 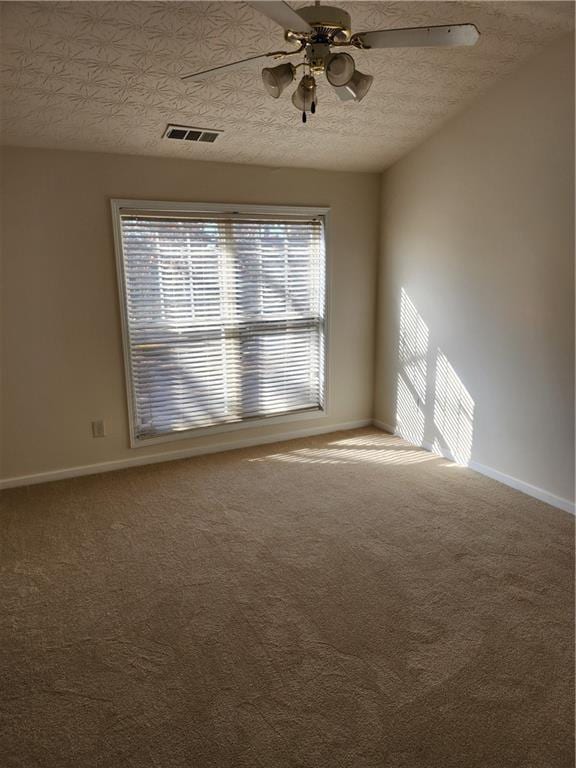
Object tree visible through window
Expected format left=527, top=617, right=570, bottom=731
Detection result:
left=114, top=205, right=327, bottom=442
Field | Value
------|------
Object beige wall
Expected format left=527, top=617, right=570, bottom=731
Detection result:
left=0, top=148, right=380, bottom=479
left=375, top=34, right=575, bottom=504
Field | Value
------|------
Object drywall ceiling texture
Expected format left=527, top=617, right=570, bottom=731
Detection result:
left=0, top=1, right=574, bottom=171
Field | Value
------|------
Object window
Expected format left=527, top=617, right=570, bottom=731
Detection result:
left=112, top=201, right=328, bottom=445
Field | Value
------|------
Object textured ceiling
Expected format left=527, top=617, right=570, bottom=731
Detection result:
left=1, top=1, right=574, bottom=171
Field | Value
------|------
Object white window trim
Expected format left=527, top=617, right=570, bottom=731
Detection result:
left=111, top=199, right=332, bottom=448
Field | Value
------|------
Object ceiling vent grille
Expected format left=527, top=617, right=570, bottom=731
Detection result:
left=163, top=124, right=222, bottom=143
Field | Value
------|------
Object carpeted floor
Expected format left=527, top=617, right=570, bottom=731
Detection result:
left=0, top=428, right=574, bottom=768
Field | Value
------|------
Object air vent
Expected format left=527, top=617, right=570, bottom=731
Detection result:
left=163, top=124, right=222, bottom=143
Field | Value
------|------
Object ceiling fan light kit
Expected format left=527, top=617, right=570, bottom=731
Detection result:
left=181, top=2, right=480, bottom=124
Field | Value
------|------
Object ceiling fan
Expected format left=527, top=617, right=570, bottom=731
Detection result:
left=181, top=1, right=480, bottom=123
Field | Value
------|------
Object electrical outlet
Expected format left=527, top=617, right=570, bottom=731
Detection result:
left=91, top=420, right=106, bottom=438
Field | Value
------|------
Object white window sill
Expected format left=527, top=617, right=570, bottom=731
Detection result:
left=130, top=406, right=328, bottom=448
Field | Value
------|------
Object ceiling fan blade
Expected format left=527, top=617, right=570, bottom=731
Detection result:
left=246, top=1, right=312, bottom=33
left=181, top=52, right=279, bottom=81
left=353, top=23, right=480, bottom=50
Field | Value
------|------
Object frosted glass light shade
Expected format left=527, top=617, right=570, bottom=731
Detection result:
left=292, top=75, right=317, bottom=112
left=325, top=52, right=355, bottom=87
left=342, top=70, right=373, bottom=102
left=262, top=62, right=295, bottom=98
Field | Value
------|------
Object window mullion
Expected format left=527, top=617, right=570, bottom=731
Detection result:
left=220, top=219, right=242, bottom=421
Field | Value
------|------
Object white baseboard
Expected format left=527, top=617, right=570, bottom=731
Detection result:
left=0, top=419, right=372, bottom=490
left=372, top=419, right=396, bottom=434
left=371, top=420, right=575, bottom=515
left=466, top=459, right=575, bottom=515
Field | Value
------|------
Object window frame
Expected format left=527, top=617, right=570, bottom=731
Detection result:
left=111, top=199, right=331, bottom=448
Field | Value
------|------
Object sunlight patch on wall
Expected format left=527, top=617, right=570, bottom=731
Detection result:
left=433, top=350, right=475, bottom=465
left=396, top=288, right=429, bottom=445
left=396, top=376, right=426, bottom=446
left=393, top=289, right=476, bottom=465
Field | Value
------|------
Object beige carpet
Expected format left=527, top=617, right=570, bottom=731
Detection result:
left=0, top=428, right=573, bottom=768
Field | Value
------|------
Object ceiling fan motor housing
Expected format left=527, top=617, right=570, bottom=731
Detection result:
left=290, top=5, right=352, bottom=42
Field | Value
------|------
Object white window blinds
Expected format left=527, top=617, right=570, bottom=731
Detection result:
left=115, top=206, right=326, bottom=442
